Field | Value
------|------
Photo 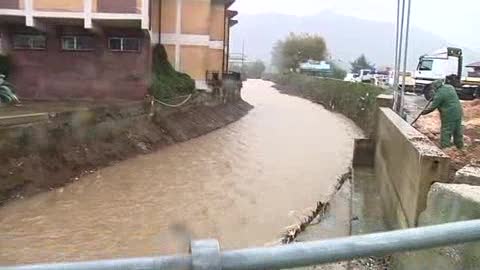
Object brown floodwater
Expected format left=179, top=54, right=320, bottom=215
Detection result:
left=0, top=80, right=361, bottom=265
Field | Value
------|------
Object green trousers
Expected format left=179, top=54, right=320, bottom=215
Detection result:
left=440, top=120, right=464, bottom=149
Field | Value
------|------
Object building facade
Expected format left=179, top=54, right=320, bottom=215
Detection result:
left=159, top=0, right=236, bottom=90
left=0, top=0, right=237, bottom=100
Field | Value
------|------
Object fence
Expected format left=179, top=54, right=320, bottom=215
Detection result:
left=2, top=220, right=480, bottom=270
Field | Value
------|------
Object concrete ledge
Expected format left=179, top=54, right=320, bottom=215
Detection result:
left=375, top=108, right=450, bottom=228
left=455, top=165, right=480, bottom=186
left=376, top=94, right=394, bottom=108
left=393, top=183, right=480, bottom=269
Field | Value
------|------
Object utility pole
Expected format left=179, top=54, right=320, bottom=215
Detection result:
left=393, top=0, right=412, bottom=116
left=393, top=0, right=406, bottom=113
left=393, top=0, right=401, bottom=95
left=400, top=0, right=412, bottom=116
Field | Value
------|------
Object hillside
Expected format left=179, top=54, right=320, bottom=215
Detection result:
left=231, top=11, right=480, bottom=70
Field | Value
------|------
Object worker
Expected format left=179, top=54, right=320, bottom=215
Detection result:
left=421, top=80, right=464, bottom=149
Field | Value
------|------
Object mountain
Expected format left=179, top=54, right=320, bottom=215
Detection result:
left=230, top=11, right=480, bottom=71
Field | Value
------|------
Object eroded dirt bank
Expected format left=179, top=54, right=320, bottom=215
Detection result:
left=0, top=100, right=253, bottom=204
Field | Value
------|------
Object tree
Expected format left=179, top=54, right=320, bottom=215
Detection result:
left=246, top=60, right=266, bottom=79
left=350, top=54, right=374, bottom=73
left=272, top=33, right=327, bottom=71
left=329, top=63, right=347, bottom=80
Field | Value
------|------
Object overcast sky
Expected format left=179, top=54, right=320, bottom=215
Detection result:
left=231, top=0, right=479, bottom=49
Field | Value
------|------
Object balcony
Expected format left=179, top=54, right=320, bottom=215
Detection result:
left=0, top=0, right=149, bottom=29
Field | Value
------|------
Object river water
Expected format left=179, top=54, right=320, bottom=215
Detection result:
left=0, top=80, right=361, bottom=265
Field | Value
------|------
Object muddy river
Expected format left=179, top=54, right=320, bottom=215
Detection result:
left=0, top=80, right=361, bottom=265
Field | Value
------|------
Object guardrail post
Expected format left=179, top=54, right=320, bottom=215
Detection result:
left=190, top=239, right=221, bottom=270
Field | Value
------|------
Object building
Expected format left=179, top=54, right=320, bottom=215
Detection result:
left=466, top=62, right=480, bottom=78
left=160, top=0, right=237, bottom=90
left=0, top=0, right=237, bottom=100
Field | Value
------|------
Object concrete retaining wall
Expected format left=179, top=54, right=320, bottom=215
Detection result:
left=374, top=107, right=450, bottom=228
left=393, top=183, right=480, bottom=269
left=455, top=165, right=480, bottom=186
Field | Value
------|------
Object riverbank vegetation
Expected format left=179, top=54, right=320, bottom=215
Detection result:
left=267, top=73, right=384, bottom=134
left=150, top=45, right=196, bottom=100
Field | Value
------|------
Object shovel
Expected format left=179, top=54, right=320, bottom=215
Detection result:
left=410, top=99, right=433, bottom=126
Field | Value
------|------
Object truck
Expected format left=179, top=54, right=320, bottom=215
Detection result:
left=414, top=47, right=480, bottom=100
left=355, top=69, right=374, bottom=83
left=389, top=71, right=415, bottom=92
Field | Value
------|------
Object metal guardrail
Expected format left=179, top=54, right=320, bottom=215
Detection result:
left=2, top=220, right=480, bottom=270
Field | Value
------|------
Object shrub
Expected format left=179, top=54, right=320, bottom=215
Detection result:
left=269, top=73, right=384, bottom=134
left=150, top=45, right=196, bottom=100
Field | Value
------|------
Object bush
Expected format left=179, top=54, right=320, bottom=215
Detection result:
left=269, top=73, right=384, bottom=134
left=150, top=45, right=195, bottom=100
left=0, top=54, right=11, bottom=78
left=328, top=63, right=347, bottom=80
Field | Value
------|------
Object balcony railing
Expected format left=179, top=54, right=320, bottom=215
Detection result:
left=1, top=220, right=480, bottom=270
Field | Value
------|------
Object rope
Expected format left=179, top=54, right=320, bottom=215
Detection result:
left=153, top=94, right=192, bottom=108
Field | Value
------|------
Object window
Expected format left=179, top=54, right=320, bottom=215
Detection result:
left=13, top=34, right=46, bottom=49
left=61, top=36, right=94, bottom=51
left=108, top=37, right=140, bottom=52
left=123, top=38, right=140, bottom=51
left=418, top=59, right=433, bottom=71
left=109, top=38, right=122, bottom=51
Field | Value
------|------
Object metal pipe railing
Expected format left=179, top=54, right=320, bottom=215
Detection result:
left=3, top=220, right=480, bottom=270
